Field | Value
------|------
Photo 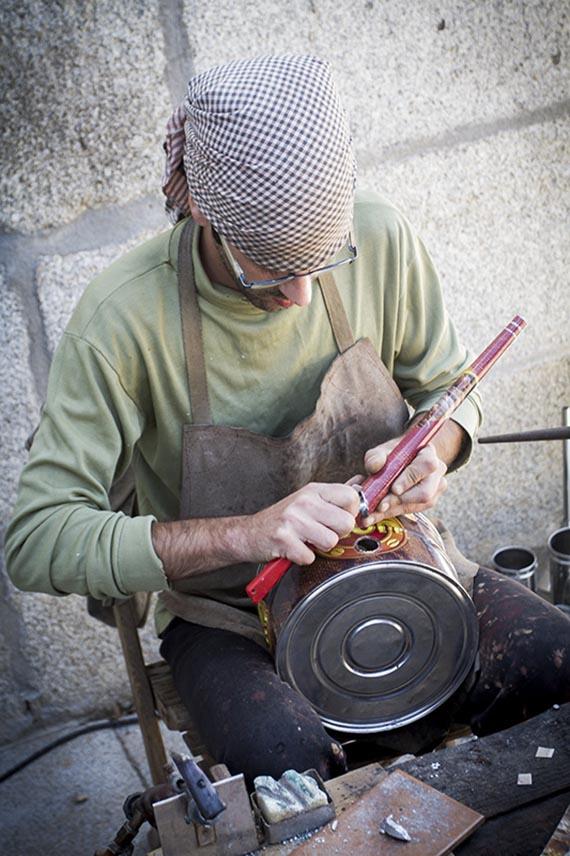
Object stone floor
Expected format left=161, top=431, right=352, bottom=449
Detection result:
left=0, top=716, right=187, bottom=856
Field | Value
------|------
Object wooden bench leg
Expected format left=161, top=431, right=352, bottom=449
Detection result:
left=113, top=599, right=168, bottom=784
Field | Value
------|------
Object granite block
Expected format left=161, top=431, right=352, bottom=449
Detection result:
left=0, top=0, right=170, bottom=233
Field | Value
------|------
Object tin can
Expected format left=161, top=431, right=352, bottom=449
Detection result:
left=491, top=546, right=537, bottom=592
left=548, top=526, right=570, bottom=606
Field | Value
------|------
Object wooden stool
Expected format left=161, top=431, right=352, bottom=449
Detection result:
left=113, top=599, right=215, bottom=784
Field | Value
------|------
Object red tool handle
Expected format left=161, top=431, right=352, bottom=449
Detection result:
left=246, top=557, right=291, bottom=604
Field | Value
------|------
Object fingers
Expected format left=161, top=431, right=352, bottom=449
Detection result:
left=314, top=481, right=362, bottom=516
left=376, top=472, right=448, bottom=519
left=346, top=474, right=364, bottom=486
left=273, top=518, right=342, bottom=564
left=391, top=445, right=445, bottom=497
left=363, top=438, right=399, bottom=474
left=273, top=537, right=316, bottom=567
left=363, top=444, right=448, bottom=524
left=288, top=483, right=360, bottom=542
left=259, top=482, right=360, bottom=566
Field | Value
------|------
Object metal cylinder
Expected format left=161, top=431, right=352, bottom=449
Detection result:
left=548, top=526, right=570, bottom=606
left=563, top=406, right=570, bottom=528
left=491, top=546, right=537, bottom=591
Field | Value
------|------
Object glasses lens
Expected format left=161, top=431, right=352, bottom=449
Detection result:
left=245, top=239, right=357, bottom=290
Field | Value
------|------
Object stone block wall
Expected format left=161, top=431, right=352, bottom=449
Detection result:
left=1, top=0, right=568, bottom=742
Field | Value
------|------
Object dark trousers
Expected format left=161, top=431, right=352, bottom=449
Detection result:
left=160, top=568, right=570, bottom=787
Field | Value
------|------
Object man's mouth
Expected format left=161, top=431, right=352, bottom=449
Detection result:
left=273, top=296, right=293, bottom=308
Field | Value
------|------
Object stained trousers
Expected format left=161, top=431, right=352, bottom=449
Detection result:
left=160, top=568, right=570, bottom=787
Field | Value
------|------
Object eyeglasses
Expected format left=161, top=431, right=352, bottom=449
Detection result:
left=212, top=228, right=358, bottom=291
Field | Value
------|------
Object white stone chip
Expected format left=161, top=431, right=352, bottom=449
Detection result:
left=517, top=773, right=533, bottom=785
left=380, top=814, right=411, bottom=842
left=535, top=746, right=555, bottom=758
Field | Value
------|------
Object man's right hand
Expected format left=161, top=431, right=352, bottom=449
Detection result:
left=246, top=482, right=361, bottom=566
left=152, top=482, right=360, bottom=582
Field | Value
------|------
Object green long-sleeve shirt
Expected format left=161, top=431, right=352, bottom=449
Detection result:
left=5, top=191, right=482, bottom=618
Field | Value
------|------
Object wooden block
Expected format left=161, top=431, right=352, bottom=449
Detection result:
left=396, top=703, right=570, bottom=819
left=326, top=763, right=387, bottom=814
left=289, top=770, right=484, bottom=855
left=454, top=790, right=570, bottom=856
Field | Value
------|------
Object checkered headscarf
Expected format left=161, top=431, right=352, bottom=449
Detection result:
left=162, top=55, right=356, bottom=271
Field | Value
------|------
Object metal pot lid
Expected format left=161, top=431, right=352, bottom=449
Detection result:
left=274, top=560, right=478, bottom=733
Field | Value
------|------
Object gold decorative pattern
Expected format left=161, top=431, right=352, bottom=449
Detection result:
left=316, top=517, right=408, bottom=560
left=257, top=600, right=273, bottom=650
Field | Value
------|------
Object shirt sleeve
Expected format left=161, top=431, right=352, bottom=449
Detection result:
left=5, top=332, right=168, bottom=599
left=391, top=226, right=483, bottom=471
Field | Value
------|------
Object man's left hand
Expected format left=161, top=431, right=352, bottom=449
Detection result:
left=358, top=437, right=448, bottom=524
left=354, top=419, right=468, bottom=525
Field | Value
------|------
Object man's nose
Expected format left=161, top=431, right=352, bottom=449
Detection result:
left=280, top=276, right=313, bottom=307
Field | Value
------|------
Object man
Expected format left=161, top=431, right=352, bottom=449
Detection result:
left=6, top=55, right=569, bottom=786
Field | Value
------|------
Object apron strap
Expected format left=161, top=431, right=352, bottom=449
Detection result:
left=318, top=272, right=355, bottom=354
left=177, top=219, right=212, bottom=424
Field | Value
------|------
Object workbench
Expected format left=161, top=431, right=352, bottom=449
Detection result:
left=151, top=702, right=570, bottom=856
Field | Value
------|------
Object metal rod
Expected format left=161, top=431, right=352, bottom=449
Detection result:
left=562, top=407, right=570, bottom=526
left=479, top=427, right=570, bottom=444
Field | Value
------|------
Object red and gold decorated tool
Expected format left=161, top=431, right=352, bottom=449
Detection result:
left=246, top=314, right=526, bottom=605
left=356, top=314, right=526, bottom=521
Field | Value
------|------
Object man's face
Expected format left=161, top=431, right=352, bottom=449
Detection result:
left=226, top=240, right=313, bottom=312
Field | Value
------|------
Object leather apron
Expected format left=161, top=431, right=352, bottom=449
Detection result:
left=159, top=220, right=474, bottom=643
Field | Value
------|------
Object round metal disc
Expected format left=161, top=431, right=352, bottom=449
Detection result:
left=274, top=560, right=478, bottom=733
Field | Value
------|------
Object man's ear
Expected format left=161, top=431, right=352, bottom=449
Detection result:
left=187, top=194, right=210, bottom=227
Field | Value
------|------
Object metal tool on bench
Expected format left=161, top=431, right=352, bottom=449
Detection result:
left=171, top=751, right=226, bottom=826
left=153, top=753, right=259, bottom=856
left=96, top=750, right=258, bottom=856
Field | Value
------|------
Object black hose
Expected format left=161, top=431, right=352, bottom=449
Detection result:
left=0, top=714, right=139, bottom=784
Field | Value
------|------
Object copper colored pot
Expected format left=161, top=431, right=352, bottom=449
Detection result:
left=259, top=513, right=478, bottom=734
